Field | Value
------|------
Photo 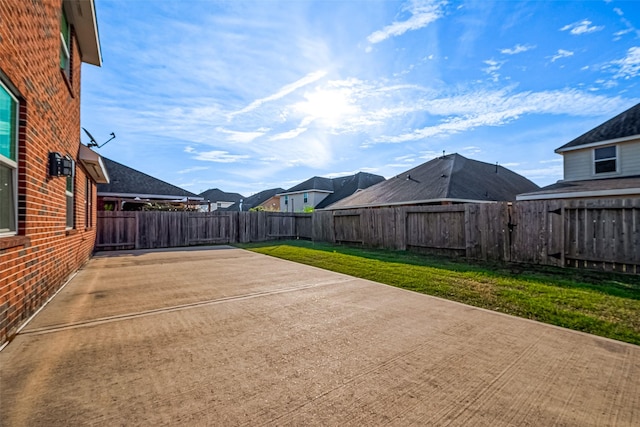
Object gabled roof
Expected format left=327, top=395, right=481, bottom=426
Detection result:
left=277, top=172, right=386, bottom=208
left=281, top=176, right=335, bottom=194
left=97, top=157, right=202, bottom=200
left=199, top=188, right=244, bottom=204
left=327, top=154, right=539, bottom=209
left=556, top=103, right=640, bottom=152
left=316, top=172, right=386, bottom=209
left=224, top=188, right=285, bottom=211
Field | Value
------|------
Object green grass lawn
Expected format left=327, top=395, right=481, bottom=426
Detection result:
left=238, top=240, right=640, bottom=345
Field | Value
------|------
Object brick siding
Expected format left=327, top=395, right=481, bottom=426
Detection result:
left=0, top=0, right=98, bottom=345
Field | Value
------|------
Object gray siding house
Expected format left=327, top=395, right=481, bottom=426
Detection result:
left=518, top=103, right=640, bottom=200
left=278, top=172, right=385, bottom=212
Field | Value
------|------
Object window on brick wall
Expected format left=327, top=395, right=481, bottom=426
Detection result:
left=85, top=176, right=92, bottom=228
left=66, top=161, right=75, bottom=229
left=0, top=81, right=18, bottom=236
left=60, top=8, right=72, bottom=81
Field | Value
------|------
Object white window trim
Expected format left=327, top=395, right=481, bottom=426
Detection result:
left=0, top=80, right=18, bottom=237
left=593, top=145, right=619, bottom=177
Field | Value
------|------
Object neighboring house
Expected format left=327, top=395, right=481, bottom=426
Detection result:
left=257, top=195, right=281, bottom=212
left=199, top=188, right=244, bottom=211
left=98, top=157, right=203, bottom=210
left=278, top=172, right=385, bottom=212
left=0, top=0, right=108, bottom=345
left=518, top=103, right=640, bottom=201
left=223, top=188, right=285, bottom=211
left=327, top=153, right=539, bottom=209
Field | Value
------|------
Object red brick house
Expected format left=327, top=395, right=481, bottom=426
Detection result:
left=0, top=0, right=107, bottom=346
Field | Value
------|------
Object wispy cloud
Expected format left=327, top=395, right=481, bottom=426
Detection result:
left=610, top=46, right=640, bottom=79
left=193, top=150, right=250, bottom=163
left=268, top=127, right=308, bottom=141
left=216, top=127, right=269, bottom=143
left=560, top=20, right=604, bottom=35
left=372, top=88, right=635, bottom=144
left=550, top=49, right=574, bottom=62
left=177, top=166, right=209, bottom=174
left=500, top=44, right=535, bottom=55
left=228, top=70, right=327, bottom=118
left=367, top=0, right=446, bottom=45
left=483, top=59, right=504, bottom=81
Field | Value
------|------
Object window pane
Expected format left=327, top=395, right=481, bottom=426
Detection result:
left=0, top=85, right=16, bottom=161
left=66, top=194, right=74, bottom=228
left=595, top=146, right=616, bottom=160
left=0, top=163, right=15, bottom=233
left=595, top=159, right=616, bottom=174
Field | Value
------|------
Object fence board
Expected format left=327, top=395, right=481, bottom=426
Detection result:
left=96, top=199, right=639, bottom=273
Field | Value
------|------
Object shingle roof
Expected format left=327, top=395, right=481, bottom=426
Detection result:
left=316, top=172, right=386, bottom=209
left=283, top=176, right=335, bottom=193
left=278, top=172, right=386, bottom=208
left=556, top=103, right=640, bottom=151
left=223, top=188, right=285, bottom=211
left=97, top=157, right=201, bottom=199
left=327, top=154, right=539, bottom=209
left=199, top=188, right=244, bottom=203
left=517, top=175, right=640, bottom=200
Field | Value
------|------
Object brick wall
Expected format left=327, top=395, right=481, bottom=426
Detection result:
left=0, top=0, right=99, bottom=345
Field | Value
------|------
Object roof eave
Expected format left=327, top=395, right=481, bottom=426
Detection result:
left=276, top=189, right=334, bottom=196
left=322, top=198, right=496, bottom=210
left=78, top=144, right=109, bottom=184
left=555, top=134, right=640, bottom=153
left=64, top=0, right=102, bottom=66
left=516, top=187, right=640, bottom=201
left=97, top=192, right=204, bottom=201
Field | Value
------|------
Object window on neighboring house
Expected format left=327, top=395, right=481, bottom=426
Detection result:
left=66, top=160, right=75, bottom=229
left=60, top=8, right=72, bottom=81
left=284, top=195, right=288, bottom=205
left=216, top=202, right=222, bottom=209
left=303, top=192, right=308, bottom=203
left=0, top=81, right=18, bottom=236
left=594, top=146, right=617, bottom=174
left=85, top=176, right=92, bottom=228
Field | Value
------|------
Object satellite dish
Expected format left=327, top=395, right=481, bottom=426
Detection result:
left=83, top=127, right=116, bottom=148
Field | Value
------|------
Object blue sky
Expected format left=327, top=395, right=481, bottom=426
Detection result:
left=81, top=0, right=640, bottom=196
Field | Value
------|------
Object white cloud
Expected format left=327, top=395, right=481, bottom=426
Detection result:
left=483, top=59, right=504, bottom=82
left=268, top=127, right=308, bottom=141
left=560, top=20, right=604, bottom=35
left=193, top=150, right=250, bottom=163
left=373, top=88, right=636, bottom=144
left=550, top=49, right=574, bottom=62
left=216, top=127, right=268, bottom=143
left=500, top=44, right=535, bottom=55
left=228, top=70, right=327, bottom=118
left=614, top=29, right=633, bottom=37
left=611, top=46, right=640, bottom=79
left=184, top=146, right=195, bottom=153
left=367, top=0, right=446, bottom=44
left=177, top=166, right=209, bottom=174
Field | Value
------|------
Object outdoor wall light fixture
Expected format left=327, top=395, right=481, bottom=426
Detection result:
left=48, top=152, right=73, bottom=177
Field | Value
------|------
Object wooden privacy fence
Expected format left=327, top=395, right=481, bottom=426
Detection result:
left=96, top=211, right=312, bottom=251
left=97, top=198, right=639, bottom=273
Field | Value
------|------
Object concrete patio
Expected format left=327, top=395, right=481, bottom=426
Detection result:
left=1, top=246, right=638, bottom=426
